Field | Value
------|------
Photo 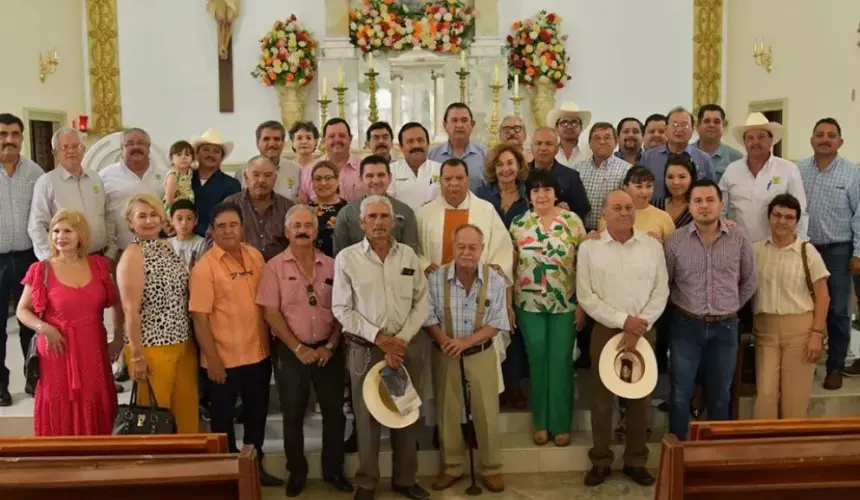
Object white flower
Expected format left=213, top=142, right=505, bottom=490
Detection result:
left=350, top=22, right=357, bottom=30
left=298, top=41, right=307, bottom=47
left=443, top=42, right=452, bottom=50
left=358, top=38, right=367, bottom=46
left=525, top=45, right=534, bottom=53
left=442, top=34, right=450, bottom=43
left=529, top=31, right=538, bottom=40
left=372, top=38, right=382, bottom=47
left=434, top=13, right=442, bottom=20
left=444, top=13, right=453, bottom=21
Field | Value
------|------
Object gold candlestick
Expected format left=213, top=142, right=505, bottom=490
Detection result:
left=317, top=97, right=331, bottom=126
left=365, top=69, right=379, bottom=123
left=334, top=85, right=348, bottom=119
left=456, top=68, right=469, bottom=104
left=510, top=94, right=523, bottom=117
left=487, top=83, right=503, bottom=149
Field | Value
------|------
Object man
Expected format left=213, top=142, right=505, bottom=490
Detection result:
left=664, top=180, right=756, bottom=440
left=189, top=202, right=283, bottom=486
left=429, top=103, right=487, bottom=192
left=572, top=122, right=632, bottom=232
left=798, top=118, right=860, bottom=388
left=333, top=155, right=419, bottom=256
left=529, top=127, right=590, bottom=221
left=577, top=190, right=669, bottom=487
left=695, top=104, right=743, bottom=181
left=190, top=128, right=241, bottom=235
left=426, top=224, right=508, bottom=493
left=0, top=113, right=43, bottom=406
left=719, top=112, right=807, bottom=243
left=29, top=128, right=117, bottom=261
left=224, top=155, right=294, bottom=261
left=500, top=115, right=532, bottom=163
left=237, top=121, right=302, bottom=201
left=366, top=121, right=393, bottom=162
left=614, top=117, right=644, bottom=165
left=257, top=205, right=353, bottom=497
left=331, top=195, right=430, bottom=500
left=642, top=114, right=668, bottom=150
left=387, top=122, right=442, bottom=213
left=639, top=107, right=716, bottom=197
left=546, top=101, right=592, bottom=167
left=298, top=118, right=365, bottom=202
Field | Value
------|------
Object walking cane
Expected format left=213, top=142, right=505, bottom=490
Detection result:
left=458, top=354, right=481, bottom=496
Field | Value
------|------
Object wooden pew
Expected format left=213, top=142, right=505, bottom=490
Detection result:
left=0, top=433, right=229, bottom=457
left=689, top=417, right=860, bottom=441
left=0, top=444, right=261, bottom=500
left=655, top=434, right=860, bottom=500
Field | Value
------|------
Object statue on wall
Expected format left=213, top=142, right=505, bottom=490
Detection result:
left=207, top=0, right=241, bottom=60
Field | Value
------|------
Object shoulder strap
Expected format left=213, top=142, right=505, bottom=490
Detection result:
left=442, top=263, right=455, bottom=338
left=473, top=265, right=491, bottom=330
left=442, top=263, right=492, bottom=337
left=801, top=242, right=815, bottom=298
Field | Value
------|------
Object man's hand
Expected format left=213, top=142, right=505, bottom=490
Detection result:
left=721, top=218, right=736, bottom=228
left=622, top=315, right=648, bottom=336
left=507, top=306, right=516, bottom=331
left=647, top=230, right=663, bottom=242
left=385, top=352, right=404, bottom=369
left=850, top=257, right=860, bottom=275
left=315, top=346, right=333, bottom=367
left=575, top=306, right=586, bottom=331
left=617, top=331, right=641, bottom=352
left=376, top=333, right=406, bottom=357
left=425, top=263, right=439, bottom=276
left=557, top=201, right=570, bottom=211
left=296, top=345, right=319, bottom=365
left=442, top=337, right=470, bottom=358
left=585, top=230, right=601, bottom=241
left=489, top=263, right=507, bottom=281
left=207, top=356, right=228, bottom=384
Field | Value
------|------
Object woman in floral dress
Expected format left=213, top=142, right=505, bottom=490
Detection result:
left=307, top=161, right=347, bottom=257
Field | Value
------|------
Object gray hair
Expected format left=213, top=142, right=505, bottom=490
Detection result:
left=500, top=115, right=524, bottom=130
left=51, top=127, right=85, bottom=150
left=121, top=127, right=151, bottom=145
left=359, top=195, right=393, bottom=219
left=666, top=106, right=695, bottom=125
left=532, top=126, right=558, bottom=142
left=284, top=204, right=318, bottom=231
left=451, top=223, right=484, bottom=246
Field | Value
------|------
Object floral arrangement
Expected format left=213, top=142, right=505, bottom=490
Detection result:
left=349, top=0, right=475, bottom=55
left=505, top=11, right=571, bottom=89
left=251, top=15, right=318, bottom=87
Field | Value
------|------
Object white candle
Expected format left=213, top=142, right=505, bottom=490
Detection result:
left=368, top=52, right=374, bottom=70
left=514, top=74, right=519, bottom=97
left=321, top=77, right=328, bottom=99
left=494, top=64, right=500, bottom=85
left=460, top=51, right=466, bottom=69
left=337, top=66, right=344, bottom=86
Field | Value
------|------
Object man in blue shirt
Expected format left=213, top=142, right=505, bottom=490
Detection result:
left=694, top=104, right=743, bottom=181
left=529, top=127, right=590, bottom=221
left=429, top=103, right=487, bottom=192
left=191, top=129, right=241, bottom=235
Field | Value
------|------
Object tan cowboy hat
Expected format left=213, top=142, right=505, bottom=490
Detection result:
left=598, top=333, right=658, bottom=400
left=362, top=360, right=421, bottom=429
left=732, top=112, right=783, bottom=146
left=191, top=128, right=234, bottom=158
left=546, top=102, right=592, bottom=130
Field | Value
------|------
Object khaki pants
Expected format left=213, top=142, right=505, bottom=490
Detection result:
left=431, top=346, right=501, bottom=477
left=754, top=312, right=816, bottom=419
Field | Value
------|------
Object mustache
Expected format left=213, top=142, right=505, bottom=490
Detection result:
left=409, top=148, right=425, bottom=154
left=295, top=233, right=310, bottom=239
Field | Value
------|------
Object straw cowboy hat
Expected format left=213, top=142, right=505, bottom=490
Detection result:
left=362, top=360, right=420, bottom=429
left=546, top=102, right=592, bottom=130
left=732, top=112, right=783, bottom=146
left=598, top=333, right=658, bottom=400
left=191, top=128, right=234, bottom=158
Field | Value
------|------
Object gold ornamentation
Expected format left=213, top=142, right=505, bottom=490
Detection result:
left=693, top=0, right=722, bottom=116
left=456, top=67, right=469, bottom=104
left=38, top=51, right=59, bottom=83
left=487, top=82, right=502, bottom=149
left=528, top=76, right=556, bottom=128
left=365, top=68, right=379, bottom=123
left=275, top=82, right=309, bottom=131
left=753, top=39, right=773, bottom=73
left=86, top=0, right=122, bottom=134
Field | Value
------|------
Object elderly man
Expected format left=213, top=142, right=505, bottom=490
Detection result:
left=426, top=224, right=509, bottom=493
left=29, top=128, right=117, bottom=261
left=546, top=102, right=592, bottom=167
left=189, top=202, right=283, bottom=487
left=0, top=113, right=43, bottom=406
left=366, top=122, right=393, bottom=162
left=572, top=123, right=633, bottom=232
left=500, top=115, right=532, bottom=163
left=257, top=204, right=352, bottom=497
left=577, top=190, right=669, bottom=487
left=190, top=128, right=241, bottom=235
left=642, top=114, right=668, bottom=150
left=614, top=117, right=644, bottom=165
left=332, top=195, right=430, bottom=500
left=429, top=103, right=487, bottom=192
left=695, top=105, right=743, bottom=181
left=530, top=127, right=590, bottom=221
left=388, top=122, right=442, bottom=213
left=224, top=155, right=294, bottom=261
left=237, top=121, right=302, bottom=201
left=333, top=155, right=419, bottom=256
left=298, top=118, right=364, bottom=202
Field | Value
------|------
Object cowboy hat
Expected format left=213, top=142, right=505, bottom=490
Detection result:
left=191, top=128, right=234, bottom=158
left=732, top=112, right=783, bottom=146
left=598, top=333, right=658, bottom=400
left=362, top=360, right=421, bottom=429
left=546, top=102, right=592, bottom=130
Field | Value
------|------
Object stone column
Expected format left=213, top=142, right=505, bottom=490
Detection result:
left=325, top=0, right=350, bottom=37
left=431, top=70, right=445, bottom=140
left=473, top=0, right=498, bottom=37
left=391, top=73, right=404, bottom=131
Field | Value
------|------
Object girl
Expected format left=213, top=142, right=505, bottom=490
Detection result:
left=164, top=140, right=195, bottom=208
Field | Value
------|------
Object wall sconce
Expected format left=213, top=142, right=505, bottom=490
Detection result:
left=752, top=39, right=772, bottom=73
left=38, top=51, right=59, bottom=82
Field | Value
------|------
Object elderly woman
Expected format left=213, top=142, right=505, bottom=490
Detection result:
left=754, top=194, right=830, bottom=419
left=510, top=169, right=586, bottom=447
left=117, top=192, right=198, bottom=433
left=17, top=210, right=124, bottom=435
left=308, top=161, right=348, bottom=258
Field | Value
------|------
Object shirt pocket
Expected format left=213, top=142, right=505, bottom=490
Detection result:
left=214, top=275, right=237, bottom=314
left=282, top=278, right=307, bottom=307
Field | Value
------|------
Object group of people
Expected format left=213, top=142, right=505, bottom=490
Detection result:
left=0, top=96, right=857, bottom=499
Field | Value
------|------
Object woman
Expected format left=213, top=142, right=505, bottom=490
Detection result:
left=307, top=161, right=348, bottom=258
left=653, top=153, right=696, bottom=229
left=753, top=194, right=829, bottom=419
left=510, top=170, right=586, bottom=447
left=597, top=165, right=675, bottom=241
left=289, top=121, right=320, bottom=168
left=117, top=192, right=199, bottom=433
left=17, top=209, right=124, bottom=436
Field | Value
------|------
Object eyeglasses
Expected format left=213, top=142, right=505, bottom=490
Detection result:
left=312, top=175, right=336, bottom=182
left=57, top=144, right=83, bottom=152
left=306, top=284, right=318, bottom=306
left=669, top=121, right=692, bottom=130
left=557, top=119, right=582, bottom=128
left=501, top=126, right=524, bottom=134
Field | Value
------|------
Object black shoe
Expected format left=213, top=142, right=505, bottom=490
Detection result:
left=622, top=466, right=655, bottom=486
left=24, top=379, right=35, bottom=397
left=584, top=466, right=611, bottom=487
left=324, top=474, right=354, bottom=492
left=114, top=365, right=129, bottom=382
left=259, top=466, right=285, bottom=487
left=354, top=487, right=375, bottom=500
left=344, top=428, right=358, bottom=453
left=199, top=404, right=211, bottom=422
left=285, top=475, right=306, bottom=497
left=0, top=386, right=10, bottom=407
left=391, top=483, right=430, bottom=500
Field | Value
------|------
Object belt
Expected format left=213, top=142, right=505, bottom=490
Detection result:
left=812, top=241, right=851, bottom=250
left=345, top=332, right=377, bottom=349
left=432, top=338, right=493, bottom=357
left=678, top=307, right=736, bottom=323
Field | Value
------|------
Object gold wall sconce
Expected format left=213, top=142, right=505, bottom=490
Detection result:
left=752, top=39, right=772, bottom=73
left=39, top=51, right=59, bottom=82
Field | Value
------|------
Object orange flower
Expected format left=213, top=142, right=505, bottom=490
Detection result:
left=268, top=71, right=277, bottom=80
left=263, top=78, right=271, bottom=86
left=286, top=73, right=295, bottom=81
left=525, top=67, right=535, bottom=76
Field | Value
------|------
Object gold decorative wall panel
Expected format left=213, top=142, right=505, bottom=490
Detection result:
left=86, top=0, right=122, bottom=134
left=693, top=0, right=722, bottom=115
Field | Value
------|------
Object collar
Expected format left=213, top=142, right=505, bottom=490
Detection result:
left=613, top=149, right=643, bottom=161
left=688, top=219, right=730, bottom=236
left=599, top=228, right=648, bottom=244
left=360, top=237, right=399, bottom=254
left=765, top=235, right=802, bottom=253
left=656, top=144, right=695, bottom=156
left=529, top=159, right=565, bottom=172
left=440, top=141, right=481, bottom=158
left=211, top=242, right=249, bottom=262
left=486, top=181, right=526, bottom=198
left=810, top=155, right=846, bottom=171
left=744, top=154, right=774, bottom=173
left=446, top=263, right=485, bottom=285
left=326, top=154, right=359, bottom=171
left=58, top=166, right=88, bottom=180
left=441, top=191, right=472, bottom=210
left=122, top=162, right=153, bottom=179
left=281, top=247, right=323, bottom=264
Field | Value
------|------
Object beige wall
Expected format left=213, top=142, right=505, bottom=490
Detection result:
left=726, top=0, right=860, bottom=161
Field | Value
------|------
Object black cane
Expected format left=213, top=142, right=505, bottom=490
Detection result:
left=458, top=354, right=481, bottom=496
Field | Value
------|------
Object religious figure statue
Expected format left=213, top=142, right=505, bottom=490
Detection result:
left=207, top=0, right=241, bottom=60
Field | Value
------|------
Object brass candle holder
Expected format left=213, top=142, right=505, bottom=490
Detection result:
left=365, top=69, right=380, bottom=123
left=317, top=97, right=332, bottom=127
left=456, top=68, right=469, bottom=104
left=334, top=85, right=348, bottom=119
left=487, top=83, right=503, bottom=149
left=510, top=94, right=523, bottom=117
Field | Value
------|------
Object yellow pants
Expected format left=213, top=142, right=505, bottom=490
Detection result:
left=126, top=341, right=199, bottom=433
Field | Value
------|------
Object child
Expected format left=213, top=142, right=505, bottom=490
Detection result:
left=164, top=140, right=195, bottom=209
left=595, top=165, right=675, bottom=242
left=168, top=199, right=207, bottom=269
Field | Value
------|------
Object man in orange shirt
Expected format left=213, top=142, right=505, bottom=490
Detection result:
left=189, top=201, right=283, bottom=487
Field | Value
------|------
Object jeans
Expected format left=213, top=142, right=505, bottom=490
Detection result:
left=669, top=311, right=739, bottom=440
left=817, top=243, right=852, bottom=373
left=0, top=249, right=37, bottom=387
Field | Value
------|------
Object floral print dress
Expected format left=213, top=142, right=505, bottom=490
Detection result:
left=309, top=199, right=348, bottom=258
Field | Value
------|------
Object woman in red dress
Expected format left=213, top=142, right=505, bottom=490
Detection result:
left=16, top=209, right=124, bottom=436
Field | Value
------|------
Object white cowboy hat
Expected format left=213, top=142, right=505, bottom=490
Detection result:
left=598, top=333, right=658, bottom=400
left=731, top=112, right=783, bottom=146
left=191, top=128, right=234, bottom=159
left=546, top=102, right=592, bottom=130
left=362, top=360, right=420, bottom=429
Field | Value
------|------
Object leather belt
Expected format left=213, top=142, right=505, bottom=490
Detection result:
left=345, top=332, right=377, bottom=349
left=678, top=307, right=736, bottom=323
left=432, top=338, right=493, bottom=357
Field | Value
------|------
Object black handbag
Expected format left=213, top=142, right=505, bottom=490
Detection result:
left=112, top=379, right=177, bottom=435
left=23, top=263, right=50, bottom=391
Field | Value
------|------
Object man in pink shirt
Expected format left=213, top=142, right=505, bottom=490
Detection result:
left=256, top=204, right=353, bottom=498
left=298, top=118, right=365, bottom=203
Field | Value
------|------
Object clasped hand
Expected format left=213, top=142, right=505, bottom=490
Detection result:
left=377, top=334, right=406, bottom=369
left=618, top=316, right=648, bottom=351
left=440, top=337, right=471, bottom=358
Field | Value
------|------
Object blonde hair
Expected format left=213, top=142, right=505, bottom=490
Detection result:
left=49, top=209, right=91, bottom=259
left=124, top=192, right=167, bottom=231
left=483, top=144, right=528, bottom=184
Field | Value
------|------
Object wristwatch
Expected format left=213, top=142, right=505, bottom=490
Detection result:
left=324, top=342, right=334, bottom=351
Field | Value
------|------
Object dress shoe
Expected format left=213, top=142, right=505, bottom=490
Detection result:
left=0, top=386, right=11, bottom=407
left=258, top=466, right=285, bottom=487
left=842, top=359, right=860, bottom=377
left=114, top=365, right=129, bottom=382
left=431, top=473, right=462, bottom=490
left=324, top=474, right=354, bottom=492
left=823, top=371, right=843, bottom=390
left=354, top=487, right=375, bottom=500
left=391, top=482, right=430, bottom=500
left=344, top=428, right=358, bottom=453
left=285, top=475, right=305, bottom=497
left=584, top=466, right=611, bottom=487
left=482, top=474, right=505, bottom=492
left=622, top=466, right=655, bottom=486
left=24, top=379, right=35, bottom=397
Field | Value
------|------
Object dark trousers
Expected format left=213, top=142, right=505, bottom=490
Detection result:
left=207, top=358, right=272, bottom=454
left=0, top=249, right=37, bottom=387
left=274, top=339, right=345, bottom=479
left=501, top=327, right=528, bottom=389
left=817, top=242, right=853, bottom=373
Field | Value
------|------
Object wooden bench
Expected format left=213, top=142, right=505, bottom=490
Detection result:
left=655, top=434, right=860, bottom=500
left=0, top=433, right=229, bottom=457
left=0, top=444, right=260, bottom=500
left=690, top=417, right=860, bottom=441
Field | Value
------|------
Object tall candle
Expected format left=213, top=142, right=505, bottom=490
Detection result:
left=368, top=52, right=374, bottom=70
left=460, top=51, right=466, bottom=69
left=513, top=74, right=519, bottom=97
left=493, top=64, right=500, bottom=85
left=321, top=77, right=328, bottom=100
left=337, top=66, right=344, bottom=86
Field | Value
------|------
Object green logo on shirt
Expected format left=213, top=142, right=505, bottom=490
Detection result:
left=91, top=185, right=100, bottom=194
left=772, top=176, right=781, bottom=184
left=432, top=175, right=439, bottom=184
left=155, top=173, right=162, bottom=180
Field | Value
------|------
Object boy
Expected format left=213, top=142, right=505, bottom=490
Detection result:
left=168, top=199, right=208, bottom=269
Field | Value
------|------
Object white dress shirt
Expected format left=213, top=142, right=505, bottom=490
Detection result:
left=718, top=154, right=808, bottom=243
left=387, top=158, right=442, bottom=213
left=555, top=142, right=590, bottom=168
left=99, top=162, right=167, bottom=250
left=576, top=229, right=670, bottom=330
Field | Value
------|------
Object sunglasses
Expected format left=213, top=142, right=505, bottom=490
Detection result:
left=306, top=284, right=318, bottom=306
left=229, top=270, right=254, bottom=280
